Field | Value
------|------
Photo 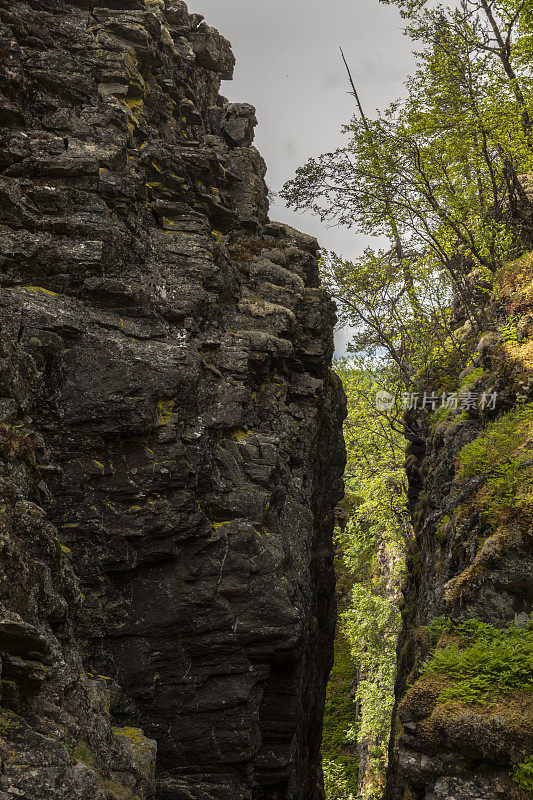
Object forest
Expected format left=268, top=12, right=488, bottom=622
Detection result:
left=281, top=0, right=533, bottom=797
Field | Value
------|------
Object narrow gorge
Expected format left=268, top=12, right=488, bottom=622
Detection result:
left=1, top=2, right=532, bottom=800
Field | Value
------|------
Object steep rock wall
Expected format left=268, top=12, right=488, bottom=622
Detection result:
left=385, top=266, right=533, bottom=800
left=0, top=2, right=346, bottom=799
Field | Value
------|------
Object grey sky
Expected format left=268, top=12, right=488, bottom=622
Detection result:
left=193, top=0, right=415, bottom=352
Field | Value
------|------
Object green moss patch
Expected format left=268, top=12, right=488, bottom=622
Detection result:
left=100, top=780, right=134, bottom=800
left=456, top=403, right=533, bottom=525
left=459, top=367, right=489, bottom=388
left=321, top=630, right=359, bottom=796
left=73, top=741, right=96, bottom=768
left=434, top=515, right=450, bottom=545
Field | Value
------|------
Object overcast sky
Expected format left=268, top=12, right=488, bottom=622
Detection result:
left=193, top=0, right=415, bottom=352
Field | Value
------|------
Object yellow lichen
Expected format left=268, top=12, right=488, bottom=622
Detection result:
left=0, top=710, right=23, bottom=733
left=125, top=97, right=143, bottom=110
left=23, top=286, right=56, bottom=296
left=113, top=726, right=146, bottom=744
left=157, top=399, right=175, bottom=426
left=231, top=429, right=251, bottom=442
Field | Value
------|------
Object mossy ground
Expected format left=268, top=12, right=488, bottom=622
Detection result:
left=456, top=402, right=533, bottom=526
left=321, top=534, right=359, bottom=798
left=401, top=618, right=533, bottom=788
left=322, top=628, right=359, bottom=797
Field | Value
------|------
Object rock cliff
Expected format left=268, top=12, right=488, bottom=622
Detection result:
left=0, top=2, right=346, bottom=799
left=385, top=262, right=533, bottom=800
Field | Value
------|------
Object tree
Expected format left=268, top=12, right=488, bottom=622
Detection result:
left=328, top=363, right=409, bottom=800
left=295, top=2, right=533, bottom=797
left=281, top=0, right=533, bottom=385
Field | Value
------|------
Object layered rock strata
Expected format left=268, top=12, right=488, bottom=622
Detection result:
left=0, top=2, right=346, bottom=798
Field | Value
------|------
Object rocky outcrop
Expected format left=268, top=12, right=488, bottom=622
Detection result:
left=0, top=2, right=346, bottom=799
left=385, top=264, right=533, bottom=800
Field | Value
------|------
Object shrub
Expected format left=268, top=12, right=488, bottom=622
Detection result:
left=497, top=314, right=521, bottom=344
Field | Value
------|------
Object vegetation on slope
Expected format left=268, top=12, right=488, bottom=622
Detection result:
left=322, top=365, right=408, bottom=800
left=321, top=626, right=359, bottom=798
left=423, top=616, right=533, bottom=705
left=456, top=401, right=533, bottom=525
left=282, top=0, right=533, bottom=796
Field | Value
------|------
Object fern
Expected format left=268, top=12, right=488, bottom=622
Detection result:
left=422, top=616, right=533, bottom=704
left=513, top=755, right=533, bottom=791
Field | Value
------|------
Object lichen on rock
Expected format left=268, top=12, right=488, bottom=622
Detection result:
left=0, top=1, right=345, bottom=799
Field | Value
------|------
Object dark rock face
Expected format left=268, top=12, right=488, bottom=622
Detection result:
left=385, top=319, right=533, bottom=800
left=0, top=2, right=346, bottom=799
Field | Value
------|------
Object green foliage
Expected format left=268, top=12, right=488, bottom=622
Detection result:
left=323, top=363, right=408, bottom=799
left=283, top=0, right=533, bottom=387
left=342, top=586, right=400, bottom=759
left=322, top=759, right=356, bottom=800
left=456, top=403, right=533, bottom=522
left=335, top=362, right=409, bottom=547
left=289, top=0, right=533, bottom=795
left=513, top=755, right=533, bottom=791
left=423, top=616, right=533, bottom=704
left=318, top=250, right=454, bottom=387
left=497, top=314, right=521, bottom=343
left=322, top=631, right=359, bottom=797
